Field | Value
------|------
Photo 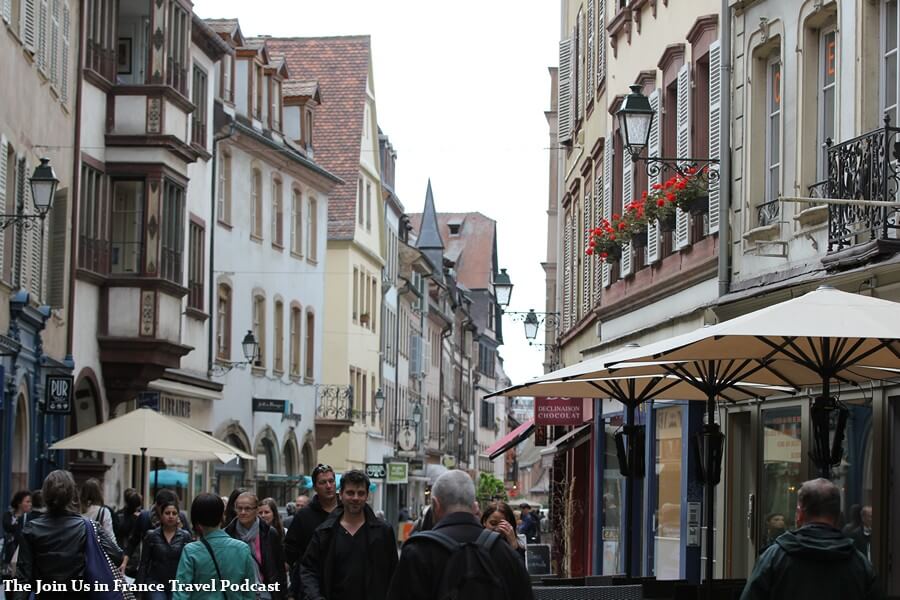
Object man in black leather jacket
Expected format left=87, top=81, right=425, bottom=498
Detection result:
left=284, top=465, right=339, bottom=598
left=14, top=470, right=123, bottom=600
left=740, top=478, right=879, bottom=600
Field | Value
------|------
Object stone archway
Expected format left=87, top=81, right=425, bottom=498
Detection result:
left=215, top=421, right=252, bottom=497
left=68, top=371, right=109, bottom=485
left=11, top=389, right=30, bottom=493
left=283, top=432, right=300, bottom=476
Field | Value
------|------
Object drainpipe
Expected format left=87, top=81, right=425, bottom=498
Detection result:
left=207, top=121, right=236, bottom=374
left=717, top=0, right=733, bottom=298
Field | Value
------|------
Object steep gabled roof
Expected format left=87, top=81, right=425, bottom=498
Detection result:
left=410, top=209, right=497, bottom=291
left=265, top=36, right=372, bottom=240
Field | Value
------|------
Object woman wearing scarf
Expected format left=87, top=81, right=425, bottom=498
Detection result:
left=225, top=492, right=287, bottom=600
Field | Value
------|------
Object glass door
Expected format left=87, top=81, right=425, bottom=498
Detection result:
left=759, top=406, right=803, bottom=555
left=725, top=410, right=754, bottom=578
left=652, top=405, right=683, bottom=579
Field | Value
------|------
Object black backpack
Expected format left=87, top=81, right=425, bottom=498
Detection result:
left=408, top=529, right=508, bottom=600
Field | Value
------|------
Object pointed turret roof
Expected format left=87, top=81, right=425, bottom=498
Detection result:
left=416, top=180, right=444, bottom=251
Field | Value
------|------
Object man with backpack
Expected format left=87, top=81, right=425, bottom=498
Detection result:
left=387, top=470, right=534, bottom=600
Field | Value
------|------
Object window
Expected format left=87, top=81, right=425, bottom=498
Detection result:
left=448, top=223, right=461, bottom=236
left=291, top=187, right=302, bottom=255
left=358, top=177, right=364, bottom=225
left=290, top=304, right=301, bottom=377
left=220, top=54, right=233, bottom=103
left=252, top=294, right=266, bottom=368
left=365, top=182, right=372, bottom=231
left=187, top=220, right=204, bottom=310
left=271, top=177, right=283, bottom=247
left=819, top=29, right=837, bottom=179
left=305, top=110, right=314, bottom=148
left=353, top=267, right=360, bottom=321
left=216, top=284, right=232, bottom=359
left=370, top=276, right=377, bottom=331
left=255, top=63, right=264, bottom=120
left=160, top=180, right=185, bottom=284
left=305, top=310, right=315, bottom=379
left=272, top=80, right=281, bottom=131
left=274, top=300, right=284, bottom=373
left=110, top=180, right=144, bottom=274
left=78, top=163, right=109, bottom=274
left=191, top=66, right=208, bottom=147
left=166, top=0, right=189, bottom=95
left=767, top=58, right=782, bottom=203
left=307, top=196, right=318, bottom=260
left=884, top=0, right=899, bottom=125
left=217, top=149, right=231, bottom=224
left=84, top=0, right=115, bottom=81
left=251, top=168, right=262, bottom=239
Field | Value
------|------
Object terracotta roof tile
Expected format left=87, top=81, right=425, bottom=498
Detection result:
left=266, top=36, right=371, bottom=240
left=409, top=212, right=497, bottom=290
left=283, top=80, right=320, bottom=99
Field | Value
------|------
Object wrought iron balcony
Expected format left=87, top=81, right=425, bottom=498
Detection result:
left=757, top=199, right=780, bottom=227
left=315, top=385, right=354, bottom=421
left=826, top=118, right=900, bottom=253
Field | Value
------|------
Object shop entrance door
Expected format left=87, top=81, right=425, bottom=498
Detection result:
left=724, top=410, right=754, bottom=578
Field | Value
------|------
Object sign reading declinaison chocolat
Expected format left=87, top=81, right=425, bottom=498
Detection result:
left=534, top=396, right=583, bottom=426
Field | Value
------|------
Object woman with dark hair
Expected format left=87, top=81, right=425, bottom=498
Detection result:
left=2, top=490, right=32, bottom=575
left=137, top=496, right=192, bottom=600
left=225, top=492, right=287, bottom=599
left=223, top=487, right=247, bottom=527
left=13, top=470, right=123, bottom=600
left=173, top=493, right=256, bottom=600
left=481, top=500, right=527, bottom=563
left=259, top=497, right=286, bottom=539
left=80, top=477, right=115, bottom=540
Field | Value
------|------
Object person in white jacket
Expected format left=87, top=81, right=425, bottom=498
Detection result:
left=79, top=477, right=115, bottom=540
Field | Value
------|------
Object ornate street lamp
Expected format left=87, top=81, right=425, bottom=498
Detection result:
left=523, top=309, right=540, bottom=341
left=211, top=330, right=259, bottom=376
left=412, top=403, right=422, bottom=424
left=492, top=268, right=513, bottom=309
left=1, top=158, right=59, bottom=230
left=617, top=85, right=654, bottom=160
left=374, top=389, right=385, bottom=413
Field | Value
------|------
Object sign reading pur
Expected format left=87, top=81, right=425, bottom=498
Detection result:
left=45, top=375, right=74, bottom=415
left=534, top=397, right=584, bottom=426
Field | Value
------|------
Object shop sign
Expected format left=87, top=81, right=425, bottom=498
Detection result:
left=534, top=397, right=583, bottom=426
left=386, top=462, right=408, bottom=484
left=45, top=375, right=73, bottom=415
left=365, top=463, right=386, bottom=479
left=534, top=424, right=548, bottom=447
left=252, top=398, right=286, bottom=413
left=525, top=544, right=552, bottom=575
left=160, top=394, right=191, bottom=419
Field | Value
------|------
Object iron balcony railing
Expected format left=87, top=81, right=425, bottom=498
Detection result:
left=757, top=199, right=780, bottom=227
left=826, top=117, right=900, bottom=252
left=315, top=384, right=354, bottom=421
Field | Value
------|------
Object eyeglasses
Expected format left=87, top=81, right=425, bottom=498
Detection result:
left=236, top=505, right=258, bottom=513
left=312, top=464, right=333, bottom=477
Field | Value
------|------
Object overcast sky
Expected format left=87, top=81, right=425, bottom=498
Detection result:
left=193, top=0, right=560, bottom=384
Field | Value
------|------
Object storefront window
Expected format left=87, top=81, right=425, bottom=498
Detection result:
left=760, top=406, right=802, bottom=554
left=654, top=405, right=683, bottom=579
left=602, top=419, right=623, bottom=574
left=832, top=401, right=873, bottom=560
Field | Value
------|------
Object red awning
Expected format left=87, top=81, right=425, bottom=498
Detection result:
left=486, top=419, right=535, bottom=461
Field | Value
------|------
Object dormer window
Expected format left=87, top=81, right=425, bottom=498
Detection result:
left=304, top=109, right=314, bottom=149
left=254, top=63, right=264, bottom=120
left=448, top=223, right=462, bottom=236
left=271, top=79, right=282, bottom=132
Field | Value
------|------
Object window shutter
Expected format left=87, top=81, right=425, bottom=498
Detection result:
left=583, top=186, right=591, bottom=312
left=708, top=40, right=722, bottom=234
left=602, top=139, right=613, bottom=287
left=676, top=63, right=692, bottom=250
left=37, top=0, right=47, bottom=73
left=621, top=241, right=632, bottom=276
left=17, top=158, right=33, bottom=294
left=586, top=0, right=594, bottom=97
left=597, top=0, right=606, bottom=85
left=647, top=89, right=661, bottom=263
left=593, top=170, right=602, bottom=304
left=60, top=3, right=69, bottom=103
left=573, top=207, right=580, bottom=319
left=50, top=0, right=59, bottom=85
left=2, top=0, right=10, bottom=23
left=621, top=143, right=633, bottom=279
left=47, top=189, right=66, bottom=307
left=563, top=211, right=572, bottom=330
left=23, top=0, right=36, bottom=51
left=0, top=137, right=6, bottom=278
left=558, top=38, right=573, bottom=145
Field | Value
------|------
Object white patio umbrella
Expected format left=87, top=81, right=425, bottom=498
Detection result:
left=50, top=407, right=254, bottom=499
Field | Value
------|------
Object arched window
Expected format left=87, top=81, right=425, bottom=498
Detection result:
left=217, top=148, right=232, bottom=224
left=305, top=309, right=315, bottom=379
left=271, top=176, right=283, bottom=247
left=290, top=303, right=302, bottom=377
left=216, top=283, right=232, bottom=360
left=251, top=168, right=263, bottom=239
left=307, top=196, right=318, bottom=261
left=291, top=187, right=303, bottom=256
left=252, top=293, right=266, bottom=369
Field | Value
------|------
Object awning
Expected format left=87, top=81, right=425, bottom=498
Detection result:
left=487, top=419, right=535, bottom=461
left=539, top=422, right=593, bottom=461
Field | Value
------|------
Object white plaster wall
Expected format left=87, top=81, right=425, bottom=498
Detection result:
left=158, top=294, right=182, bottom=342
left=114, top=96, right=147, bottom=135
left=107, top=288, right=141, bottom=337
left=82, top=86, right=109, bottom=159
left=163, top=98, right=189, bottom=141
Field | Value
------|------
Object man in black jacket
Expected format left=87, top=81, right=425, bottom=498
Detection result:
left=284, top=464, right=339, bottom=597
left=300, top=470, right=397, bottom=600
left=386, top=470, right=534, bottom=600
left=740, top=478, right=879, bottom=600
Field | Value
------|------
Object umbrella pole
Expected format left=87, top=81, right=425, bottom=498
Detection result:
left=705, top=393, right=716, bottom=586
left=140, top=447, right=147, bottom=506
left=624, top=403, right=635, bottom=579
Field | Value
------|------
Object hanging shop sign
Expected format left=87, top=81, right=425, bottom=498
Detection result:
left=45, top=375, right=74, bottom=415
left=534, top=397, right=583, bottom=426
left=386, top=462, right=409, bottom=484
left=365, top=463, right=386, bottom=479
left=252, top=398, right=286, bottom=413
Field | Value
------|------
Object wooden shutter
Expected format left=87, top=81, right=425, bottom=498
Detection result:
left=602, top=139, right=613, bottom=287
left=47, top=189, right=66, bottom=307
left=575, top=21, right=582, bottom=120
left=573, top=206, right=581, bottom=319
left=16, top=158, right=31, bottom=293
left=2, top=0, right=10, bottom=23
left=558, top=38, right=573, bottom=144
left=583, top=186, right=591, bottom=312
left=647, top=89, right=661, bottom=263
left=562, top=210, right=571, bottom=330
left=50, top=0, right=59, bottom=85
left=0, top=136, right=6, bottom=278
left=60, top=2, right=69, bottom=103
left=586, top=0, right=594, bottom=100
left=597, top=0, right=606, bottom=86
left=621, top=144, right=633, bottom=277
left=708, top=40, right=722, bottom=234
left=675, top=63, right=691, bottom=250
left=23, top=0, right=36, bottom=51
left=593, top=170, right=603, bottom=304
left=37, top=0, right=47, bottom=73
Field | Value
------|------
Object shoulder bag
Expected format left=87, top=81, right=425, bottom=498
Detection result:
left=199, top=535, right=230, bottom=600
left=83, top=517, right=136, bottom=600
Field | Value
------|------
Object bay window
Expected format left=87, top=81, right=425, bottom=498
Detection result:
left=110, top=180, right=144, bottom=274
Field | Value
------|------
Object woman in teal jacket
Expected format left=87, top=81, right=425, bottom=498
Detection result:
left=174, top=493, right=259, bottom=600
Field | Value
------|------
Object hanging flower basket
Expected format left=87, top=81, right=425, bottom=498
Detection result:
left=599, top=245, right=622, bottom=264
left=658, top=212, right=677, bottom=232
left=630, top=229, right=648, bottom=249
left=683, top=194, right=709, bottom=216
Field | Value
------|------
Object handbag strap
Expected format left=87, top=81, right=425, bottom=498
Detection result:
left=199, top=535, right=229, bottom=600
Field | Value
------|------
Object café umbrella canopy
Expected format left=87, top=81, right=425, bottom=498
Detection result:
left=50, top=407, right=254, bottom=499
